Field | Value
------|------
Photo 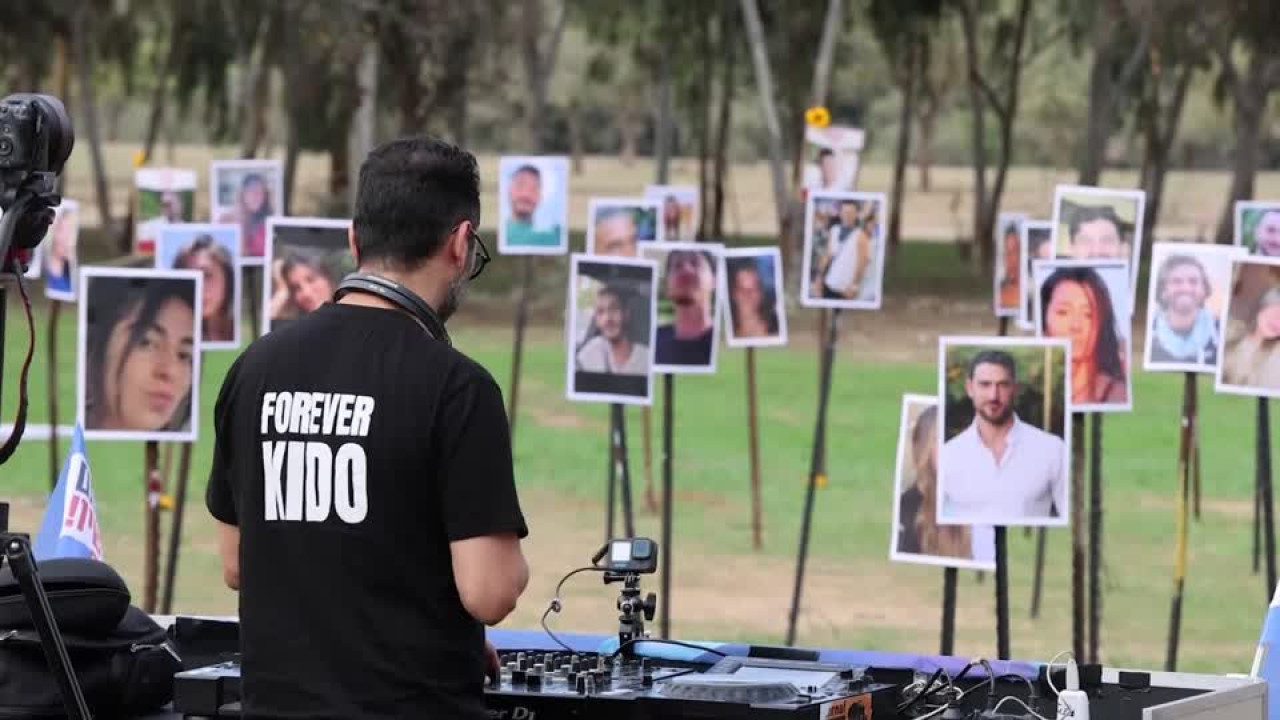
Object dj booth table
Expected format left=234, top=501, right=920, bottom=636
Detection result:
left=141, top=618, right=1265, bottom=720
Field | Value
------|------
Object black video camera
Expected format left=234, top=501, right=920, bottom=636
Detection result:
left=0, top=92, right=75, bottom=274
left=593, top=538, right=659, bottom=576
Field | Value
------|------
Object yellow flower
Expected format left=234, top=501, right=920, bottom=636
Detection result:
left=805, top=106, right=831, bottom=128
left=132, top=150, right=146, bottom=169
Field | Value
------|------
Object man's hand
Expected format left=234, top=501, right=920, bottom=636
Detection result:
left=484, top=640, right=501, bottom=682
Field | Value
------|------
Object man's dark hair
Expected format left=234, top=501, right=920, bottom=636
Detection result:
left=513, top=164, right=540, bottom=181
left=1039, top=267, right=1126, bottom=384
left=817, top=148, right=834, bottom=161
left=1066, top=204, right=1125, bottom=241
left=967, top=349, right=1017, bottom=382
left=352, top=136, right=480, bottom=270
left=1156, top=253, right=1211, bottom=307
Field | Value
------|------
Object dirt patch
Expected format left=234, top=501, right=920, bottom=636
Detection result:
left=1138, top=493, right=1253, bottom=520
left=529, top=407, right=595, bottom=430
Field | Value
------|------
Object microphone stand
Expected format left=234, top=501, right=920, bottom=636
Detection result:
left=0, top=504, right=93, bottom=719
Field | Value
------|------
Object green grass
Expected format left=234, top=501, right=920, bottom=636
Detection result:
left=0, top=240, right=1268, bottom=675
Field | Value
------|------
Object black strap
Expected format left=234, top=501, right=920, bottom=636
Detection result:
left=333, top=273, right=451, bottom=346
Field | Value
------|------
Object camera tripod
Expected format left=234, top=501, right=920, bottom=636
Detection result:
left=0, top=503, right=92, bottom=719
left=605, top=570, right=658, bottom=658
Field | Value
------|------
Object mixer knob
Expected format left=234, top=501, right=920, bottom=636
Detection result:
left=512, top=670, right=526, bottom=684
left=532, top=663, right=545, bottom=675
left=571, top=654, right=580, bottom=667
left=543, top=653, right=554, bottom=667
left=567, top=671, right=578, bottom=687
left=517, top=653, right=528, bottom=671
left=576, top=675, right=587, bottom=694
left=527, top=672, right=542, bottom=691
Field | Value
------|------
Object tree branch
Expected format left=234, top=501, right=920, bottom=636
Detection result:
left=809, top=0, right=843, bottom=107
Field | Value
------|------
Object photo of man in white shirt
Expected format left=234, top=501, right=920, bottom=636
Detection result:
left=937, top=343, right=1071, bottom=527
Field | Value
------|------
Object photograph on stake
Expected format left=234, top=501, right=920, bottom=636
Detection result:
left=936, top=336, right=1071, bottom=528
left=890, top=394, right=996, bottom=570
left=1234, top=201, right=1280, bottom=257
left=993, top=212, right=1027, bottom=318
left=42, top=199, right=80, bottom=302
left=1217, top=256, right=1280, bottom=398
left=800, top=190, right=886, bottom=309
left=644, top=185, right=699, bottom=242
left=721, top=247, right=787, bottom=348
left=134, top=167, right=198, bottom=256
left=262, top=217, right=354, bottom=335
left=1143, top=242, right=1246, bottom=373
left=802, top=124, right=865, bottom=192
left=640, top=242, right=724, bottom=373
left=1018, top=220, right=1053, bottom=330
left=498, top=156, right=569, bottom=255
left=77, top=267, right=203, bottom=442
left=566, top=254, right=658, bottom=405
left=1032, top=259, right=1132, bottom=412
left=1050, top=185, right=1145, bottom=295
left=210, top=159, right=283, bottom=264
left=585, top=198, right=663, bottom=257
left=156, top=224, right=242, bottom=350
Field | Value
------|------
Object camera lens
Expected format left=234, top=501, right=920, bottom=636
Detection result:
left=0, top=138, right=12, bottom=156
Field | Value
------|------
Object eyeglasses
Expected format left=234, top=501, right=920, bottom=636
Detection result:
left=466, top=225, right=490, bottom=280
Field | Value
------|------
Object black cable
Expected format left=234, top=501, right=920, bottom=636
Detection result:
left=609, top=637, right=728, bottom=659
left=538, top=566, right=607, bottom=652
left=0, top=271, right=35, bottom=465
left=540, top=605, right=575, bottom=653
left=898, top=668, right=945, bottom=713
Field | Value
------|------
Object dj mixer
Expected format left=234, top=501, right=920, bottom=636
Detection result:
left=172, top=650, right=899, bottom=719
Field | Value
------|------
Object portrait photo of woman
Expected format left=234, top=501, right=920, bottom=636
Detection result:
left=78, top=268, right=202, bottom=442
left=890, top=395, right=995, bottom=570
left=157, top=224, right=242, bottom=349
left=263, top=218, right=353, bottom=335
left=567, top=255, right=658, bottom=405
left=42, top=199, right=80, bottom=302
left=722, top=248, right=787, bottom=348
left=212, top=159, right=283, bottom=263
left=1218, top=258, right=1280, bottom=398
left=1034, top=260, right=1132, bottom=412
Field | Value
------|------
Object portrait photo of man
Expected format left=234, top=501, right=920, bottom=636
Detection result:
left=802, top=125, right=865, bottom=192
left=801, top=191, right=887, bottom=310
left=586, top=199, right=662, bottom=258
left=994, top=212, right=1027, bottom=318
left=567, top=254, right=658, bottom=405
left=937, top=339, right=1071, bottom=527
left=135, top=168, right=198, bottom=257
left=1144, top=243, right=1245, bottom=374
left=1051, top=185, right=1146, bottom=298
left=1235, top=201, right=1280, bottom=257
left=498, top=156, right=568, bottom=254
left=642, top=242, right=723, bottom=373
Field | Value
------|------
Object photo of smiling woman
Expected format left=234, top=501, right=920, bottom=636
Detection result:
left=1033, top=260, right=1131, bottom=412
left=1218, top=258, right=1280, bottom=398
left=263, top=218, right=354, bottom=334
left=157, top=224, right=242, bottom=349
left=78, top=268, right=203, bottom=442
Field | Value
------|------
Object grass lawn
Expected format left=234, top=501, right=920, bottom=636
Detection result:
left=0, top=240, right=1270, bottom=676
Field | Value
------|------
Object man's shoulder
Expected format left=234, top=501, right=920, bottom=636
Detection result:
left=1017, top=420, right=1064, bottom=449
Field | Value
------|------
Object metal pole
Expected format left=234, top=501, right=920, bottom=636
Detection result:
left=746, top=348, right=764, bottom=550
left=614, top=404, right=636, bottom=539
left=1260, top=398, right=1275, bottom=598
left=660, top=375, right=674, bottom=637
left=1088, top=414, right=1103, bottom=664
left=46, top=302, right=61, bottom=489
left=1030, top=528, right=1047, bottom=618
left=1165, top=373, right=1196, bottom=671
left=995, top=526, right=1010, bottom=659
left=1071, top=415, right=1086, bottom=663
left=786, top=310, right=840, bottom=646
left=143, top=441, right=161, bottom=613
left=161, top=438, right=195, bottom=614
left=941, top=567, right=957, bottom=656
left=507, top=257, right=533, bottom=439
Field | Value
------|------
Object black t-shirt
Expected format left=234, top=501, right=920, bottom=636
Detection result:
left=206, top=303, right=528, bottom=720
left=654, top=325, right=713, bottom=366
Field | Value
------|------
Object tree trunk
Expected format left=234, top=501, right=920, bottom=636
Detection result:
left=568, top=101, right=584, bottom=174
left=739, top=0, right=791, bottom=242
left=1140, top=64, right=1194, bottom=249
left=697, top=5, right=714, bottom=239
left=655, top=47, right=673, bottom=185
left=959, top=1, right=988, bottom=265
left=329, top=136, right=350, bottom=204
left=916, top=110, right=935, bottom=191
left=72, top=6, right=114, bottom=232
left=143, top=19, right=185, bottom=164
left=887, top=38, right=918, bottom=258
left=283, top=118, right=301, bottom=215
left=348, top=38, right=378, bottom=212
left=619, top=110, right=640, bottom=166
left=1079, top=24, right=1117, bottom=187
left=711, top=7, right=736, bottom=239
left=1215, top=91, right=1265, bottom=244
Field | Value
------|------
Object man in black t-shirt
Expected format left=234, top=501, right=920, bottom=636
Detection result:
left=206, top=136, right=530, bottom=719
left=654, top=249, right=715, bottom=366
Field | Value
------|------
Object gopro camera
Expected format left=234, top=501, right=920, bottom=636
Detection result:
left=593, top=537, right=658, bottom=575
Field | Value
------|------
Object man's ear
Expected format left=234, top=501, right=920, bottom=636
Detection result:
left=348, top=226, right=360, bottom=266
left=449, top=221, right=471, bottom=269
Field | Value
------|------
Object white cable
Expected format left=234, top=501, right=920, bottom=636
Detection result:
left=913, top=701, right=955, bottom=720
left=1044, top=650, right=1075, bottom=698
left=992, top=695, right=1053, bottom=720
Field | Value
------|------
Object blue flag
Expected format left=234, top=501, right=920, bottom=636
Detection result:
left=33, top=425, right=103, bottom=561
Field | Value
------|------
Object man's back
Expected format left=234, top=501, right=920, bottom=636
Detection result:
left=206, top=303, right=527, bottom=719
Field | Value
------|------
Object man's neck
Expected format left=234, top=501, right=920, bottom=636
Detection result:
left=336, top=265, right=448, bottom=320
left=672, top=303, right=711, bottom=339
left=976, top=415, right=1015, bottom=449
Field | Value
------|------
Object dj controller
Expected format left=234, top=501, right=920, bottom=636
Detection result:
left=172, top=650, right=900, bottom=719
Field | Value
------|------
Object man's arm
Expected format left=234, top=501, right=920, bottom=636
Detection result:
left=216, top=520, right=240, bottom=590
left=451, top=533, right=529, bottom=625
